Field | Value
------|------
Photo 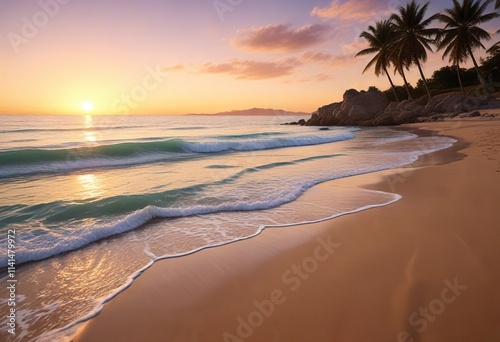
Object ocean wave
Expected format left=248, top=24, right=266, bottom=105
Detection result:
left=0, top=188, right=309, bottom=266
left=182, top=132, right=354, bottom=153
left=0, top=153, right=343, bottom=225
left=0, top=131, right=354, bottom=178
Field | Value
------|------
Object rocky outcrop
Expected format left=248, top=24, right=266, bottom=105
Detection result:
left=307, top=88, right=389, bottom=126
left=305, top=88, right=500, bottom=126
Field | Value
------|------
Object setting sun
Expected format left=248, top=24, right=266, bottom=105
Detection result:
left=82, top=102, right=94, bottom=112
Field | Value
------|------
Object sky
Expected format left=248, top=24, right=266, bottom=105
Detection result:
left=1, top=0, right=499, bottom=115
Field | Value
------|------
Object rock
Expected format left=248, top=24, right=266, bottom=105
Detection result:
left=298, top=119, right=306, bottom=126
left=305, top=113, right=321, bottom=126
left=470, top=111, right=481, bottom=117
left=305, top=88, right=500, bottom=127
left=307, top=88, right=390, bottom=126
left=415, top=116, right=431, bottom=123
left=453, top=103, right=465, bottom=114
left=430, top=114, right=447, bottom=121
left=319, top=127, right=330, bottom=131
left=372, top=111, right=394, bottom=126
left=317, top=102, right=341, bottom=117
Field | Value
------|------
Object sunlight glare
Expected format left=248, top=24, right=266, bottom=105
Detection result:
left=77, top=173, right=103, bottom=199
left=82, top=101, right=94, bottom=111
left=84, top=132, right=97, bottom=142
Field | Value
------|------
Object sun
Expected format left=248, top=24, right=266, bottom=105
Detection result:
left=81, top=101, right=94, bottom=112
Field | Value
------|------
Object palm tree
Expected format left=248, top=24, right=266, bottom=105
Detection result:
left=390, top=0, right=440, bottom=101
left=495, top=0, right=500, bottom=31
left=356, top=21, right=400, bottom=102
left=437, top=0, right=499, bottom=94
left=395, top=62, right=414, bottom=100
left=436, top=17, right=470, bottom=94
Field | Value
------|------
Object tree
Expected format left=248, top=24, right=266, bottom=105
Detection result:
left=481, top=44, right=500, bottom=82
left=495, top=0, right=500, bottom=33
left=437, top=0, right=499, bottom=94
left=395, top=63, right=414, bottom=100
left=429, top=66, right=463, bottom=89
left=419, top=65, right=478, bottom=89
left=356, top=20, right=401, bottom=102
left=390, top=0, right=440, bottom=101
left=436, top=8, right=471, bottom=94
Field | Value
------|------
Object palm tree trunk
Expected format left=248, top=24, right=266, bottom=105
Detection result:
left=456, top=63, right=464, bottom=95
left=416, top=60, right=431, bottom=101
left=399, top=67, right=413, bottom=101
left=383, top=65, right=400, bottom=102
left=468, top=46, right=489, bottom=94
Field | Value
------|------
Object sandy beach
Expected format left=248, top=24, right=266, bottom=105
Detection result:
left=75, top=118, right=500, bottom=342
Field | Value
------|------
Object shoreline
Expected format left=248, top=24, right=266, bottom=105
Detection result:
left=75, top=119, right=500, bottom=342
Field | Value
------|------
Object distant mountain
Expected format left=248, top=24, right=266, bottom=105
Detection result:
left=186, top=108, right=310, bottom=116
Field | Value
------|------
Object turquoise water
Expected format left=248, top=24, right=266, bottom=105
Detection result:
left=0, top=114, right=455, bottom=341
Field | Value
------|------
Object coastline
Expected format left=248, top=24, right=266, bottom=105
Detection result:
left=75, top=119, right=500, bottom=342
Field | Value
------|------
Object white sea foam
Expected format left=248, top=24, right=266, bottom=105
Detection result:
left=181, top=131, right=355, bottom=153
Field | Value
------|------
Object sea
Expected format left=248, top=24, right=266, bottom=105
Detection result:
left=0, top=114, right=455, bottom=341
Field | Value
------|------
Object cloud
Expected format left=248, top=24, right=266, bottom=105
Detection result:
left=328, top=54, right=354, bottom=67
left=301, top=51, right=334, bottom=62
left=300, top=51, right=354, bottom=67
left=199, top=58, right=301, bottom=80
left=311, top=0, right=395, bottom=21
left=296, top=73, right=335, bottom=82
left=161, top=64, right=185, bottom=72
left=341, top=40, right=369, bottom=55
left=231, top=23, right=331, bottom=52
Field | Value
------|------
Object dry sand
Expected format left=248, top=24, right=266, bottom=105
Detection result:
left=76, top=119, right=500, bottom=342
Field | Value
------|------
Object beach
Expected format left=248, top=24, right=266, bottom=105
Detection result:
left=74, top=118, right=500, bottom=342
left=3, top=0, right=500, bottom=340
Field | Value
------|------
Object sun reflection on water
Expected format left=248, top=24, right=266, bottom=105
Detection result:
left=84, top=131, right=97, bottom=142
left=83, top=115, right=99, bottom=143
left=85, top=115, right=93, bottom=127
left=77, top=173, right=104, bottom=199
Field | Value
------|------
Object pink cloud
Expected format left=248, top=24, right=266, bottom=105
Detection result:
left=161, top=64, right=185, bottom=72
left=341, top=40, right=369, bottom=55
left=301, top=51, right=334, bottom=62
left=296, top=73, right=335, bottom=82
left=300, top=51, right=354, bottom=67
left=328, top=54, right=354, bottom=67
left=199, top=58, right=301, bottom=80
left=231, top=23, right=331, bottom=52
left=311, top=0, right=395, bottom=21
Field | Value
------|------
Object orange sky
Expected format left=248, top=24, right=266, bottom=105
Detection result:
left=1, top=0, right=498, bottom=115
